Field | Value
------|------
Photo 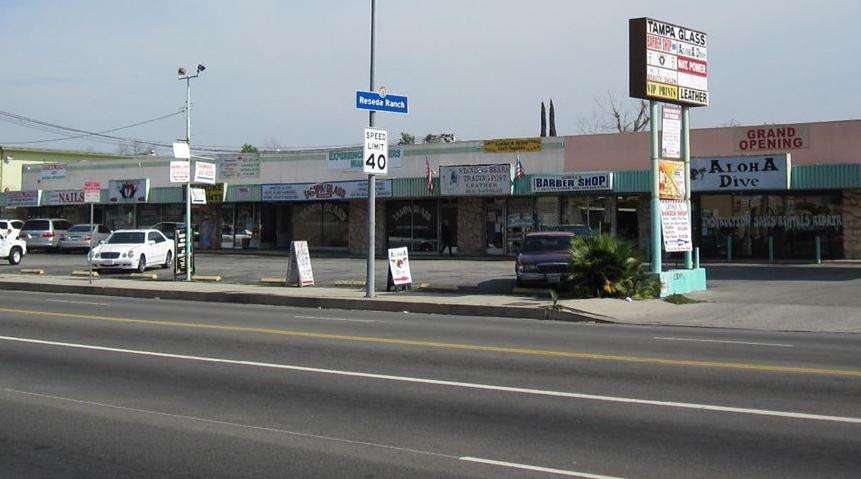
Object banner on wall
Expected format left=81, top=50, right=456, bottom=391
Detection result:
left=691, top=154, right=790, bottom=191
left=40, top=164, right=67, bottom=181
left=108, top=179, right=150, bottom=203
left=326, top=147, right=403, bottom=171
left=658, top=159, right=686, bottom=200
left=531, top=172, right=613, bottom=193
left=660, top=200, right=692, bottom=252
left=220, top=154, right=261, bottom=179
left=483, top=138, right=542, bottom=153
left=734, top=125, right=809, bottom=152
left=261, top=180, right=392, bottom=202
left=3, top=190, right=41, bottom=208
left=439, top=164, right=512, bottom=196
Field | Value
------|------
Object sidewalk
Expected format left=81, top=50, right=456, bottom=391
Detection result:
left=1, top=272, right=859, bottom=333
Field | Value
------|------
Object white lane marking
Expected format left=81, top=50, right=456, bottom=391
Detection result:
left=459, top=457, right=624, bottom=479
left=1, top=335, right=859, bottom=425
left=43, top=299, right=110, bottom=307
left=654, top=337, right=794, bottom=348
left=2, top=387, right=620, bottom=479
left=294, top=315, right=377, bottom=323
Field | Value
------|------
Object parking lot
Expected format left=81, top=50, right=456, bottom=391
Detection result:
left=3, top=250, right=517, bottom=293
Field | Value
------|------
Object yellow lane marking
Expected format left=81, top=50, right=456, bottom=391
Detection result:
left=0, top=306, right=858, bottom=378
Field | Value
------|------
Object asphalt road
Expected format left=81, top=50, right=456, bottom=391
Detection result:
left=0, top=290, right=858, bottom=478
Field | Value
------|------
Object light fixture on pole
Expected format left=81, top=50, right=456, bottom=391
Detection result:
left=178, top=64, right=205, bottom=281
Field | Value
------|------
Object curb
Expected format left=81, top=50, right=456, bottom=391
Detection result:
left=0, top=279, right=611, bottom=323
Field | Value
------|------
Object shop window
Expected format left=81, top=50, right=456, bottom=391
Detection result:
left=506, top=197, right=533, bottom=253
left=386, top=200, right=439, bottom=253
left=291, top=201, right=349, bottom=249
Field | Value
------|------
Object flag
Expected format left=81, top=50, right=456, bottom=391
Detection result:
left=514, top=154, right=525, bottom=180
left=425, top=155, right=434, bottom=192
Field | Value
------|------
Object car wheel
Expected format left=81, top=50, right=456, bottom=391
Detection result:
left=137, top=255, right=147, bottom=273
left=8, top=247, right=22, bottom=265
left=163, top=251, right=173, bottom=269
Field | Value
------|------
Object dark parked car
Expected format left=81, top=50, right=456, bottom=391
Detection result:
left=515, top=231, right=578, bottom=285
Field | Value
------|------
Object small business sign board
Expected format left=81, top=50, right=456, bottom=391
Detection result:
left=483, top=138, right=542, bottom=153
left=3, top=190, right=41, bottom=208
left=691, top=154, right=790, bottom=191
left=629, top=17, right=708, bottom=107
left=355, top=90, right=408, bottom=114
left=170, top=161, right=190, bottom=183
left=660, top=200, right=692, bottom=252
left=194, top=161, right=217, bottom=185
left=261, top=180, right=392, bottom=202
left=661, top=104, right=682, bottom=158
left=363, top=128, right=389, bottom=175
left=440, top=164, right=512, bottom=196
left=287, top=240, right=314, bottom=287
left=733, top=124, right=810, bottom=152
left=658, top=159, right=686, bottom=200
left=173, top=227, right=189, bottom=278
left=40, top=164, right=67, bottom=181
left=84, top=182, right=101, bottom=203
left=45, top=190, right=85, bottom=206
left=531, top=172, right=613, bottom=193
left=190, top=188, right=207, bottom=205
left=108, top=179, right=149, bottom=203
left=387, top=246, right=413, bottom=290
left=326, top=147, right=402, bottom=171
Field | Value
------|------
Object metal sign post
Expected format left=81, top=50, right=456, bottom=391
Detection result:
left=83, top=181, right=100, bottom=285
left=681, top=106, right=693, bottom=269
left=89, top=202, right=94, bottom=284
left=649, top=100, right=662, bottom=274
left=365, top=0, right=377, bottom=299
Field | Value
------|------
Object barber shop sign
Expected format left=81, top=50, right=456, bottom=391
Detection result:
left=691, top=154, right=790, bottom=191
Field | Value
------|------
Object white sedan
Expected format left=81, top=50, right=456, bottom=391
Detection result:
left=89, top=229, right=174, bottom=273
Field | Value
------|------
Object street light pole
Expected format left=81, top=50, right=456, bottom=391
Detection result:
left=179, top=65, right=204, bottom=282
left=365, top=0, right=376, bottom=298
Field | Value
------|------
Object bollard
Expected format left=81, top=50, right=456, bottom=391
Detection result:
left=768, top=236, right=774, bottom=263
left=726, top=236, right=732, bottom=262
left=694, top=247, right=700, bottom=269
left=815, top=236, right=821, bottom=264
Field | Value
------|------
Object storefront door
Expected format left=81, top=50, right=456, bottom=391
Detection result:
left=485, top=199, right=505, bottom=255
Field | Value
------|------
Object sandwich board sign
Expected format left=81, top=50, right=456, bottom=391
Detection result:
left=287, top=240, right=314, bottom=287
left=387, top=246, right=412, bottom=291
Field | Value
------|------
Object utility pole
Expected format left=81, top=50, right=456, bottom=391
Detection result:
left=365, top=0, right=376, bottom=298
left=178, top=64, right=205, bottom=281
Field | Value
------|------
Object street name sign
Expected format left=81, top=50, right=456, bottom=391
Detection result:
left=355, top=90, right=408, bottom=114
left=363, top=128, right=389, bottom=175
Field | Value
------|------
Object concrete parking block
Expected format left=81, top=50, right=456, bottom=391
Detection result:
left=259, top=277, right=287, bottom=285
left=19, top=269, right=44, bottom=275
left=193, top=275, right=223, bottom=282
left=71, top=270, right=99, bottom=278
left=129, top=273, right=159, bottom=280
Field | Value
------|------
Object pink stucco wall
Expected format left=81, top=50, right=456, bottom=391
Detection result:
left=564, top=119, right=861, bottom=172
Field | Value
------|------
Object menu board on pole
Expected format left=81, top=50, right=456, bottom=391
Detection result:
left=287, top=241, right=314, bottom=287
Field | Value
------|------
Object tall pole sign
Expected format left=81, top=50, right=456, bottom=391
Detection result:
left=629, top=17, right=708, bottom=274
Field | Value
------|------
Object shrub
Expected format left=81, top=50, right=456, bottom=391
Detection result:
left=562, top=235, right=657, bottom=299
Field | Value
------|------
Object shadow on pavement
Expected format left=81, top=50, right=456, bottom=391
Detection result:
left=704, top=265, right=861, bottom=282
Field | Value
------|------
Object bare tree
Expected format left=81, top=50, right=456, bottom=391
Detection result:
left=577, top=91, right=650, bottom=133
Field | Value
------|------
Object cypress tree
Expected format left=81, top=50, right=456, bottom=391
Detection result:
left=540, top=102, right=547, bottom=137
left=549, top=99, right=557, bottom=137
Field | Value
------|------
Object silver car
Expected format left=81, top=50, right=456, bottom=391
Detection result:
left=59, top=224, right=112, bottom=251
left=20, top=218, right=72, bottom=250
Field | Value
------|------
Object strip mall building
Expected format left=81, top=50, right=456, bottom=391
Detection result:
left=2, top=119, right=859, bottom=260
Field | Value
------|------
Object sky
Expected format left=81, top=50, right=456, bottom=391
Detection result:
left=0, top=0, right=858, bottom=154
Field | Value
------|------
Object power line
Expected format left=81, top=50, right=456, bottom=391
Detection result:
left=0, top=109, right=185, bottom=145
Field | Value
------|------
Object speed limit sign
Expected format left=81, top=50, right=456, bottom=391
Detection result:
left=363, top=128, right=388, bottom=175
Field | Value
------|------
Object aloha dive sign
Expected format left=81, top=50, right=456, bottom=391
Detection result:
left=691, top=154, right=790, bottom=191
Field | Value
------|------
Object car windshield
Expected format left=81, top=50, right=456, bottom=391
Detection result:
left=68, top=225, right=95, bottom=232
left=520, top=236, right=573, bottom=253
left=106, top=232, right=145, bottom=244
left=22, top=220, right=50, bottom=230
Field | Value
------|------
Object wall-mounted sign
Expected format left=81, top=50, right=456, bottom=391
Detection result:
left=661, top=104, right=682, bottom=158
left=531, top=172, right=613, bottom=193
left=45, top=190, right=85, bottom=206
left=108, top=179, right=149, bottom=203
left=733, top=125, right=809, bottom=152
left=440, top=164, right=512, bottom=196
left=660, top=200, right=692, bottom=252
left=287, top=240, right=315, bottom=287
left=3, top=190, right=41, bottom=208
left=658, top=159, right=686, bottom=200
left=629, top=17, right=708, bottom=107
left=326, top=147, right=402, bottom=171
left=220, top=154, right=261, bottom=179
left=261, top=180, right=392, bottom=202
left=691, top=154, right=790, bottom=191
left=483, top=138, right=542, bottom=153
left=40, top=164, right=67, bottom=181
left=235, top=186, right=252, bottom=202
